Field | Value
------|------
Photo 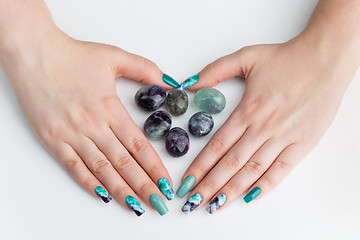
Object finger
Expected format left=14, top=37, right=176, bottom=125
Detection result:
left=49, top=141, right=109, bottom=201
left=188, top=47, right=255, bottom=91
left=244, top=143, right=307, bottom=203
left=80, top=132, right=169, bottom=215
left=180, top=127, right=268, bottom=214
left=176, top=107, right=247, bottom=198
left=109, top=102, right=174, bottom=199
left=205, top=139, right=287, bottom=213
left=111, top=48, right=170, bottom=89
left=69, top=136, right=147, bottom=216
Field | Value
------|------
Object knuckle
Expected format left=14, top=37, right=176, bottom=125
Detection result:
left=222, top=153, right=241, bottom=171
left=144, top=58, right=158, bottom=71
left=208, top=138, right=224, bottom=154
left=146, top=166, right=160, bottom=178
left=39, top=120, right=60, bottom=141
left=200, top=181, right=215, bottom=193
left=243, top=161, right=265, bottom=175
left=81, top=177, right=95, bottom=190
left=225, top=182, right=241, bottom=194
left=63, top=159, right=79, bottom=172
left=192, top=161, right=207, bottom=175
left=112, top=185, right=129, bottom=198
left=262, top=175, right=273, bottom=188
left=139, top=182, right=155, bottom=195
left=91, top=159, right=111, bottom=174
left=273, top=160, right=290, bottom=170
left=100, top=95, right=122, bottom=117
left=130, top=138, right=148, bottom=154
left=112, top=154, right=133, bottom=171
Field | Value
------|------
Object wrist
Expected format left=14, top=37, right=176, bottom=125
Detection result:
left=0, top=1, right=67, bottom=69
left=288, top=30, right=360, bottom=88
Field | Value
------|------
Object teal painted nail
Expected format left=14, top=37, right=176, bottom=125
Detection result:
left=95, top=186, right=112, bottom=203
left=125, top=195, right=145, bottom=217
left=181, top=193, right=203, bottom=215
left=149, top=194, right=169, bottom=216
left=177, top=74, right=199, bottom=90
left=206, top=194, right=226, bottom=214
left=244, top=187, right=261, bottom=203
left=176, top=175, right=196, bottom=198
left=163, top=73, right=179, bottom=88
left=158, top=178, right=175, bottom=200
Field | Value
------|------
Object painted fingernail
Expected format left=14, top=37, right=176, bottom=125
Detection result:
left=177, top=74, right=199, bottom=90
left=206, top=194, right=227, bottom=214
left=149, top=194, right=169, bottom=216
left=181, top=193, right=203, bottom=215
left=158, top=178, right=175, bottom=200
left=125, top=195, right=145, bottom=217
left=95, top=186, right=112, bottom=203
left=244, top=187, right=261, bottom=203
left=176, top=175, right=196, bottom=198
left=163, top=73, right=179, bottom=88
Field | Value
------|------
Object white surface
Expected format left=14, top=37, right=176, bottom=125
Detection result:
left=1, top=0, right=359, bottom=239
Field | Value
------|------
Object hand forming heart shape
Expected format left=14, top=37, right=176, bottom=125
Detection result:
left=1, top=0, right=359, bottom=217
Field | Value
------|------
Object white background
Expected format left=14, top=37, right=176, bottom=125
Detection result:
left=1, top=0, right=359, bottom=239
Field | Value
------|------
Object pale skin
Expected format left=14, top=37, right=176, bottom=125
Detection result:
left=0, top=0, right=359, bottom=215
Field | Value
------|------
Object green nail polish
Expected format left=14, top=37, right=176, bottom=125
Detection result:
left=149, top=194, right=169, bottom=216
left=95, top=186, right=112, bottom=203
left=158, top=178, right=175, bottom=200
left=177, top=74, right=199, bottom=90
left=176, top=175, right=195, bottom=198
left=244, top=187, right=261, bottom=203
left=162, top=73, right=179, bottom=88
left=125, top=195, right=145, bottom=217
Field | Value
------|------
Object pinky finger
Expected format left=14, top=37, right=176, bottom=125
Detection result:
left=244, top=143, right=308, bottom=203
left=50, top=141, right=112, bottom=203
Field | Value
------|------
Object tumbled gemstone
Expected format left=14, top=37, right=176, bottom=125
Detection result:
left=194, top=88, right=226, bottom=114
left=135, top=85, right=166, bottom=111
left=165, top=127, right=190, bottom=157
left=165, top=89, right=188, bottom=116
left=144, top=111, right=172, bottom=140
left=188, top=112, right=214, bottom=137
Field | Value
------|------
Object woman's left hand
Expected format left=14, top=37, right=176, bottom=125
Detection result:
left=178, top=36, right=358, bottom=214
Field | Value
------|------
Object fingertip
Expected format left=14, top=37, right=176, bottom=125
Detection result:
left=186, top=72, right=209, bottom=91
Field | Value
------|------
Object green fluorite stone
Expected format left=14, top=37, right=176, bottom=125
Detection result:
left=194, top=88, right=226, bottom=114
left=166, top=89, right=188, bottom=116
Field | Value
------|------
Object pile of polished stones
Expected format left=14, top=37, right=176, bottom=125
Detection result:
left=135, top=74, right=226, bottom=157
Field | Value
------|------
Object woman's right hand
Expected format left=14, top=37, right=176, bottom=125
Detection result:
left=0, top=25, right=173, bottom=216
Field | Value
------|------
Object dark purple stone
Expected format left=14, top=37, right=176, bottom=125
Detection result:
left=135, top=85, right=166, bottom=111
left=144, top=111, right=172, bottom=140
left=188, top=112, right=214, bottom=137
left=165, top=127, right=190, bottom=157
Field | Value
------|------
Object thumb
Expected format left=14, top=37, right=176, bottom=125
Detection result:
left=112, top=48, right=171, bottom=90
left=188, top=47, right=255, bottom=91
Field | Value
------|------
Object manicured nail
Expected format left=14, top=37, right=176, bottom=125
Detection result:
left=206, top=194, right=227, bottom=214
left=149, top=194, right=169, bottom=216
left=95, top=186, right=112, bottom=203
left=163, top=73, right=179, bottom=88
left=158, top=178, right=175, bottom=200
left=125, top=195, right=145, bottom=217
left=181, top=193, right=203, bottom=215
left=177, top=74, right=199, bottom=90
left=244, top=187, right=261, bottom=203
left=176, top=175, right=196, bottom=198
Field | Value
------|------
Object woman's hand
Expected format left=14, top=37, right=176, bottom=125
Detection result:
left=0, top=27, right=174, bottom=216
left=178, top=35, right=359, bottom=214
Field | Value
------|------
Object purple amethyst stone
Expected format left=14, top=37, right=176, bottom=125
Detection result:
left=135, top=85, right=166, bottom=111
left=144, top=111, right=172, bottom=140
left=165, top=127, right=190, bottom=157
left=188, top=112, right=214, bottom=137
